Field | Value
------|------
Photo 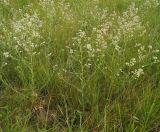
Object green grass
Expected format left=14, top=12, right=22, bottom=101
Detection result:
left=0, top=0, right=160, bottom=131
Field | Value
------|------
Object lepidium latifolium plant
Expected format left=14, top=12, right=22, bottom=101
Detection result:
left=0, top=0, right=160, bottom=131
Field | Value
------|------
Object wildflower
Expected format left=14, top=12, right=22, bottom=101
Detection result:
left=69, top=49, right=74, bottom=54
left=126, top=58, right=136, bottom=67
left=135, top=43, right=141, bottom=47
left=133, top=68, right=144, bottom=78
left=2, top=0, right=10, bottom=5
left=2, top=62, right=8, bottom=67
left=143, top=0, right=160, bottom=9
left=12, top=12, right=43, bottom=53
left=92, top=27, right=97, bottom=32
left=148, top=45, right=152, bottom=49
left=3, top=52, right=10, bottom=58
left=138, top=46, right=146, bottom=61
left=152, top=49, right=159, bottom=53
left=47, top=53, right=52, bottom=57
left=86, top=44, right=92, bottom=50
left=85, top=63, right=92, bottom=68
left=152, top=56, right=159, bottom=63
left=53, top=64, right=58, bottom=72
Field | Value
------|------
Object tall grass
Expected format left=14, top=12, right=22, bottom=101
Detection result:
left=0, top=0, right=160, bottom=131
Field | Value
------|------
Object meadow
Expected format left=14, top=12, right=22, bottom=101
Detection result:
left=0, top=0, right=160, bottom=131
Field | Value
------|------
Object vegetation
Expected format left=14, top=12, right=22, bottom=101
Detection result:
left=0, top=0, right=160, bottom=131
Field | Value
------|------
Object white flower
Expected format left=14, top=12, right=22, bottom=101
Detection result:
left=69, top=49, right=74, bottom=54
left=12, top=12, right=42, bottom=53
left=92, top=27, right=97, bottom=32
left=86, top=44, right=92, bottom=50
left=2, top=0, right=10, bottom=5
left=85, top=63, right=92, bottom=68
left=153, top=56, right=159, bottom=63
left=3, top=52, right=10, bottom=58
left=133, top=68, right=144, bottom=78
left=126, top=58, right=136, bottom=67
left=152, top=49, right=159, bottom=53
left=148, top=45, right=152, bottom=49
left=47, top=53, right=52, bottom=57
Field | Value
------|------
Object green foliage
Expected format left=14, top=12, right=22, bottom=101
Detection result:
left=0, top=0, right=160, bottom=131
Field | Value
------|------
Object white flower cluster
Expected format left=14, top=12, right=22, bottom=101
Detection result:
left=39, top=0, right=73, bottom=22
left=12, top=12, right=43, bottom=54
left=123, top=43, right=159, bottom=79
left=137, top=46, right=146, bottom=61
left=67, top=1, right=160, bottom=80
left=135, top=43, right=159, bottom=64
left=3, top=52, right=10, bottom=58
left=68, top=28, right=109, bottom=70
left=68, top=3, right=147, bottom=69
left=1, top=0, right=159, bottom=80
left=132, top=68, right=144, bottom=79
left=143, top=0, right=160, bottom=9
left=118, top=3, right=146, bottom=38
left=1, top=0, right=10, bottom=5
left=90, top=3, right=146, bottom=54
left=126, top=58, right=136, bottom=67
